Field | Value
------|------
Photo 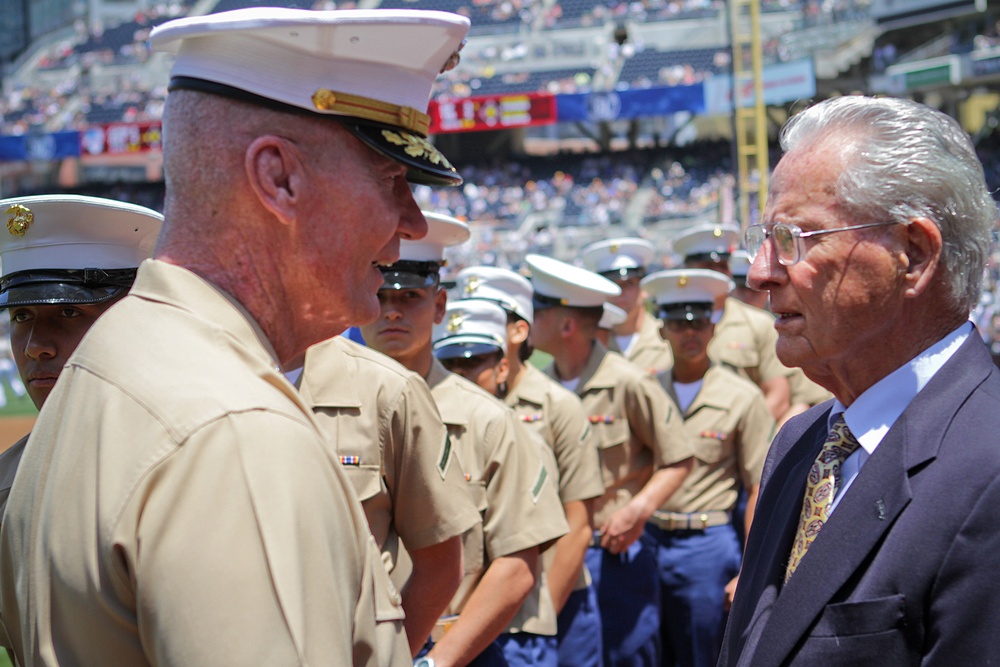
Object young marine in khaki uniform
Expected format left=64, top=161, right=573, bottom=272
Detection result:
left=642, top=268, right=774, bottom=667
left=0, top=196, right=162, bottom=659
left=674, top=223, right=793, bottom=421
left=298, top=335, right=480, bottom=655
left=0, top=10, right=470, bottom=666
left=361, top=213, right=568, bottom=667
left=582, top=237, right=672, bottom=375
left=452, top=268, right=607, bottom=667
left=0, top=196, right=162, bottom=521
left=526, top=253, right=693, bottom=667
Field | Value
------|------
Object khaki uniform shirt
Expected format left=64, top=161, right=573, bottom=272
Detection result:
left=505, top=364, right=605, bottom=506
left=299, top=336, right=479, bottom=582
left=546, top=343, right=692, bottom=527
left=0, top=435, right=26, bottom=652
left=657, top=364, right=774, bottom=513
left=710, top=297, right=792, bottom=388
left=505, top=363, right=605, bottom=605
left=607, top=312, right=673, bottom=375
left=0, top=435, right=26, bottom=525
left=426, top=360, right=568, bottom=633
left=0, top=260, right=409, bottom=667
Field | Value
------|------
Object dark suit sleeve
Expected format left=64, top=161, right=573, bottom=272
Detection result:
left=923, top=472, right=1000, bottom=664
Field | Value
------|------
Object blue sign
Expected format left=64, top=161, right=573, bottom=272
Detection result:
left=556, top=84, right=705, bottom=122
left=0, top=131, right=81, bottom=162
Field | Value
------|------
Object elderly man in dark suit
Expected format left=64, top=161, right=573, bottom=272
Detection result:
left=719, top=95, right=1000, bottom=666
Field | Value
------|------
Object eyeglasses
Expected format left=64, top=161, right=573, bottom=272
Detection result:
left=664, top=318, right=712, bottom=333
left=744, top=221, right=901, bottom=266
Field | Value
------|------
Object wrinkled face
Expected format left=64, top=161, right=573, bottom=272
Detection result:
left=294, top=127, right=427, bottom=331
left=747, top=142, right=907, bottom=383
left=9, top=301, right=119, bottom=409
left=360, top=286, right=444, bottom=364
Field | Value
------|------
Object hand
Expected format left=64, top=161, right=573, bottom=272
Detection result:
left=600, top=503, right=646, bottom=553
left=724, top=574, right=739, bottom=611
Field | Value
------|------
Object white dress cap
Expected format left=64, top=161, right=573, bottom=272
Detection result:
left=1, top=195, right=161, bottom=275
left=0, top=195, right=163, bottom=307
left=455, top=265, right=533, bottom=325
left=598, top=302, right=628, bottom=330
left=581, top=237, right=656, bottom=275
left=433, top=298, right=508, bottom=359
left=400, top=211, right=470, bottom=262
left=641, top=268, right=733, bottom=308
left=525, top=254, right=621, bottom=308
left=150, top=8, right=470, bottom=185
left=729, top=249, right=751, bottom=279
left=672, top=223, right=741, bottom=261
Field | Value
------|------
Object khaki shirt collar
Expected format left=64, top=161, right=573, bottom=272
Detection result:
left=506, top=364, right=548, bottom=407
left=666, top=362, right=728, bottom=416
left=299, top=337, right=362, bottom=408
left=579, top=341, right=617, bottom=391
left=132, top=260, right=282, bottom=370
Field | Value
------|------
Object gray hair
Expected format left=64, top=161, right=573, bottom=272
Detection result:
left=780, top=95, right=998, bottom=313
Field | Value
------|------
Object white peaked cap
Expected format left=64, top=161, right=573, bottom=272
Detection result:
left=400, top=211, right=470, bottom=262
left=641, top=268, right=733, bottom=307
left=525, top=254, right=621, bottom=308
left=150, top=8, right=470, bottom=185
left=598, top=302, right=628, bottom=329
left=433, top=298, right=508, bottom=358
left=673, top=223, right=741, bottom=260
left=0, top=195, right=161, bottom=275
left=581, top=237, right=656, bottom=274
left=455, top=265, right=534, bottom=325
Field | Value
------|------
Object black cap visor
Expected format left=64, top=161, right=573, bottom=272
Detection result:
left=658, top=302, right=714, bottom=322
left=434, top=340, right=503, bottom=361
left=380, top=261, right=442, bottom=290
left=599, top=267, right=646, bottom=281
left=0, top=268, right=136, bottom=309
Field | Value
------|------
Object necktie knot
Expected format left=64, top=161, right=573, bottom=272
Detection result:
left=785, top=414, right=861, bottom=582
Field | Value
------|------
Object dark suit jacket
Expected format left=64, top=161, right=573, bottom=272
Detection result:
left=719, top=334, right=1000, bottom=666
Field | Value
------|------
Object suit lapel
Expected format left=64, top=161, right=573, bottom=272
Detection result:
left=748, top=335, right=992, bottom=666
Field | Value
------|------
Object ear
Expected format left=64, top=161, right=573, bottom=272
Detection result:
left=433, top=288, right=448, bottom=325
left=244, top=135, right=303, bottom=227
left=508, top=319, right=530, bottom=346
left=900, top=217, right=942, bottom=299
left=560, top=311, right=577, bottom=339
left=496, top=356, right=510, bottom=384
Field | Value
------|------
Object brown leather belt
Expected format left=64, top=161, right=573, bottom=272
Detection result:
left=648, top=510, right=730, bottom=531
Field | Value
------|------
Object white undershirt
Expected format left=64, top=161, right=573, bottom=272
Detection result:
left=560, top=377, right=581, bottom=393
left=672, top=379, right=703, bottom=413
left=615, top=333, right=639, bottom=357
left=827, top=321, right=971, bottom=514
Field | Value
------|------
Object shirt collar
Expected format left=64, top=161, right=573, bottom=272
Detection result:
left=831, top=321, right=972, bottom=454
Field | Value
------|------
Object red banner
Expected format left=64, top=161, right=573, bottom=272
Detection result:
left=430, top=92, right=557, bottom=134
left=80, top=122, right=163, bottom=156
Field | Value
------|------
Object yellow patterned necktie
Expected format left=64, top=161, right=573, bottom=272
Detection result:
left=785, top=415, right=860, bottom=582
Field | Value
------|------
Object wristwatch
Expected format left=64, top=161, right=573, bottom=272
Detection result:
left=414, top=658, right=436, bottom=667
